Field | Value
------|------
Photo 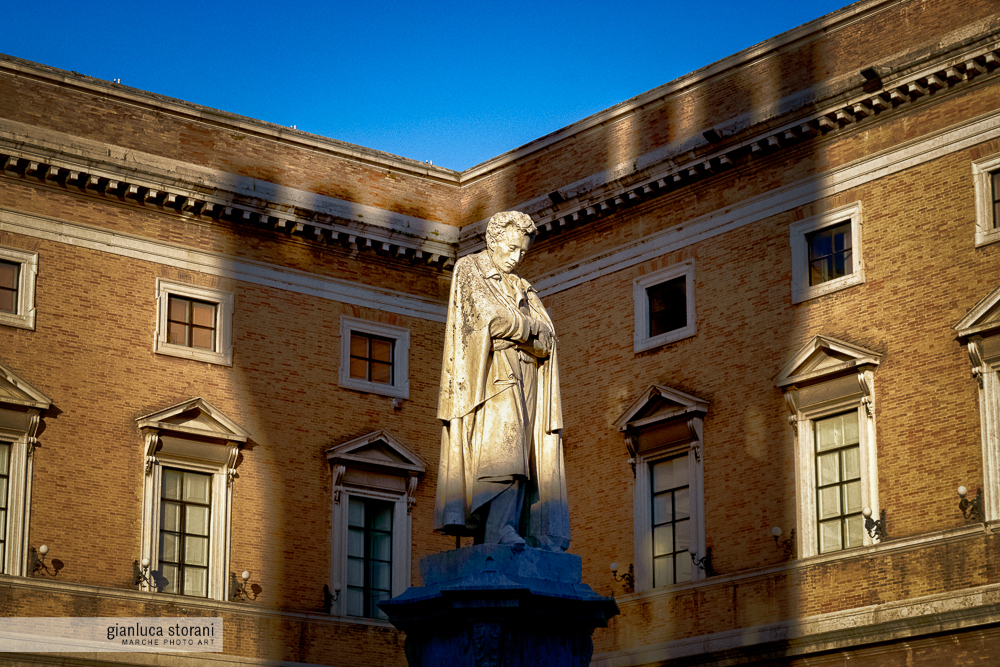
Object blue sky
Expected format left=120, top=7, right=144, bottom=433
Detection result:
left=4, top=1, right=853, bottom=171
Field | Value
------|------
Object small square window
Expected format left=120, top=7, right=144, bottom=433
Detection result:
left=0, top=247, right=38, bottom=330
left=648, top=276, right=688, bottom=338
left=807, top=222, right=853, bottom=286
left=972, top=154, right=1000, bottom=247
left=155, top=279, right=234, bottom=366
left=789, top=203, right=864, bottom=303
left=349, top=333, right=395, bottom=385
left=339, top=317, right=410, bottom=399
left=633, top=261, right=696, bottom=352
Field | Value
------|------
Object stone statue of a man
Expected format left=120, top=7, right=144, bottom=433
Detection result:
left=434, top=211, right=570, bottom=551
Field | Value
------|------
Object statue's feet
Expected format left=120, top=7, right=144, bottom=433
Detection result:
left=498, top=525, right=526, bottom=545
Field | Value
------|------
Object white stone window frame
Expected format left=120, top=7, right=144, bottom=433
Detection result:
left=137, top=398, right=249, bottom=602
left=0, top=363, right=51, bottom=576
left=633, top=260, right=697, bottom=353
left=338, top=316, right=410, bottom=400
left=154, top=279, right=234, bottom=366
left=777, top=336, right=881, bottom=559
left=955, top=283, right=1000, bottom=521
left=789, top=202, right=865, bottom=304
left=972, top=152, right=1000, bottom=248
left=0, top=246, right=38, bottom=331
left=614, top=385, right=708, bottom=592
left=327, top=430, right=425, bottom=620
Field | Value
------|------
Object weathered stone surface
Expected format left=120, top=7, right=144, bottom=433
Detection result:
left=380, top=545, right=619, bottom=667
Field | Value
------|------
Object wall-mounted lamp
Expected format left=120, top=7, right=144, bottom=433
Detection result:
left=230, top=571, right=258, bottom=601
left=957, top=486, right=984, bottom=523
left=862, top=507, right=887, bottom=541
left=323, top=583, right=341, bottom=613
left=30, top=545, right=50, bottom=576
left=609, top=562, right=634, bottom=593
left=771, top=527, right=795, bottom=558
left=133, top=558, right=153, bottom=589
left=688, top=546, right=714, bottom=577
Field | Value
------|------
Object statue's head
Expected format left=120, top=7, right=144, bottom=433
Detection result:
left=485, top=211, right=538, bottom=274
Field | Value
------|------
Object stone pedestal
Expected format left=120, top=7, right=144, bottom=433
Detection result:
left=379, top=545, right=619, bottom=667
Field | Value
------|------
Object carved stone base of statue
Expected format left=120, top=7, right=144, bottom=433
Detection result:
left=379, top=545, right=619, bottom=667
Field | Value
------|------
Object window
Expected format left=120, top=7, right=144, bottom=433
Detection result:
left=814, top=412, right=864, bottom=554
left=0, top=441, right=10, bottom=568
left=650, top=456, right=692, bottom=587
left=155, top=279, right=234, bottom=366
left=955, top=282, right=1000, bottom=521
left=0, top=362, right=51, bottom=576
left=159, top=469, right=212, bottom=597
left=137, top=398, right=249, bottom=601
left=327, top=431, right=425, bottom=619
left=346, top=497, right=393, bottom=619
left=350, top=332, right=394, bottom=386
left=167, top=296, right=216, bottom=351
left=789, top=203, right=864, bottom=303
left=339, top=317, right=410, bottom=399
left=0, top=246, right=38, bottom=330
left=806, top=222, right=852, bottom=286
left=972, top=153, right=1000, bottom=247
left=633, top=260, right=696, bottom=352
left=615, top=385, right=708, bottom=591
left=777, top=336, right=880, bottom=558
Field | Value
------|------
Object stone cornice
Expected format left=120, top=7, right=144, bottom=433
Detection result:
left=0, top=206, right=448, bottom=323
left=0, top=119, right=458, bottom=268
left=0, top=53, right=460, bottom=186
left=460, top=30, right=1000, bottom=254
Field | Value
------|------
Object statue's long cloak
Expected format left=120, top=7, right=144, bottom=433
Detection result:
left=434, top=251, right=570, bottom=550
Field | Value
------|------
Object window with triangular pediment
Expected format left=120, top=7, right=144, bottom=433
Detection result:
left=136, top=397, right=249, bottom=600
left=615, top=385, right=709, bottom=591
left=0, top=362, right=50, bottom=576
left=326, top=430, right=425, bottom=619
left=956, top=283, right=1000, bottom=521
left=776, top=335, right=881, bottom=558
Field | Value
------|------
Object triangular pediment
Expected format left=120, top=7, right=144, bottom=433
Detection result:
left=136, top=397, right=249, bottom=442
left=955, top=284, right=1000, bottom=338
left=326, top=430, right=426, bottom=475
left=0, top=362, right=51, bottom=411
left=775, top=335, right=881, bottom=388
left=614, top=385, right=709, bottom=432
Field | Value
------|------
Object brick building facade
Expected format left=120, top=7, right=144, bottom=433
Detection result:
left=2, top=0, right=1000, bottom=665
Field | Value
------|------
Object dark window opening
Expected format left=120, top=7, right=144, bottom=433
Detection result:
left=0, top=261, right=18, bottom=314
left=807, top=222, right=853, bottom=286
left=349, top=333, right=394, bottom=385
left=647, top=276, right=687, bottom=337
left=346, top=496, right=393, bottom=619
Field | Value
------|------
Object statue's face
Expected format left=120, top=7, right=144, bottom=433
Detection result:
left=491, top=229, right=531, bottom=274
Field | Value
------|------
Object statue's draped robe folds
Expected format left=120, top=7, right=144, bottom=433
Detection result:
left=435, top=251, right=571, bottom=550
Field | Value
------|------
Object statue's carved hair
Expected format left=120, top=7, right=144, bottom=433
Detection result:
left=485, top=211, right=537, bottom=249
